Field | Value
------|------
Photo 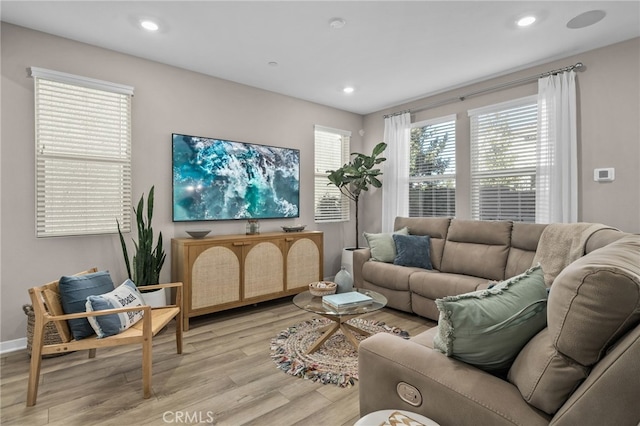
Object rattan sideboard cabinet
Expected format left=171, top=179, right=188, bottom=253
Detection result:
left=171, top=231, right=323, bottom=330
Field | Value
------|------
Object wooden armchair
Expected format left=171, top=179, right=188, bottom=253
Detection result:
left=26, top=268, right=183, bottom=406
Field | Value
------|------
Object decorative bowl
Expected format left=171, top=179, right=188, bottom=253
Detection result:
left=282, top=224, right=306, bottom=233
left=186, top=230, right=211, bottom=239
left=309, top=281, right=337, bottom=297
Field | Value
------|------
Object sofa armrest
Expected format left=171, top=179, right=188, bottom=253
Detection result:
left=550, top=326, right=640, bottom=426
left=353, top=248, right=371, bottom=289
left=359, top=332, right=550, bottom=426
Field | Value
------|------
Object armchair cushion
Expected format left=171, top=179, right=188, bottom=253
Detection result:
left=86, top=279, right=146, bottom=338
left=433, top=265, right=548, bottom=372
left=59, top=270, right=115, bottom=340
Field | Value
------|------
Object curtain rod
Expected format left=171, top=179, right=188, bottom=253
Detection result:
left=383, top=62, right=585, bottom=118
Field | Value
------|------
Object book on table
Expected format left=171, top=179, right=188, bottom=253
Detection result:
left=322, top=291, right=373, bottom=309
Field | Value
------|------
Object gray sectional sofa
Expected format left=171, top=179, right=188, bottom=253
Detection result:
left=353, top=216, right=622, bottom=321
left=354, top=217, right=640, bottom=425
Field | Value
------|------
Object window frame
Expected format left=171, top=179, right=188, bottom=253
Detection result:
left=30, top=67, right=134, bottom=237
left=314, top=125, right=351, bottom=223
left=468, top=95, right=538, bottom=223
left=408, top=114, right=457, bottom=218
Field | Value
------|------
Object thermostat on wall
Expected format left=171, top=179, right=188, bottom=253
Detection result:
left=594, top=167, right=615, bottom=182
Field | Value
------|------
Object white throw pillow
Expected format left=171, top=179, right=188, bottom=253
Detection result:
left=85, top=279, right=145, bottom=338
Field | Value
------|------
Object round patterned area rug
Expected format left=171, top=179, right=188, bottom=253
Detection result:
left=270, top=317, right=409, bottom=388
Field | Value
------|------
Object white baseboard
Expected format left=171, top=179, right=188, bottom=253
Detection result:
left=1, top=338, right=27, bottom=355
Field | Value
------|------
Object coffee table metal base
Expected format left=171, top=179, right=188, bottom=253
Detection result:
left=306, top=313, right=372, bottom=354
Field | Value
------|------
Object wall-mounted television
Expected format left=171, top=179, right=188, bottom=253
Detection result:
left=172, top=133, right=300, bottom=221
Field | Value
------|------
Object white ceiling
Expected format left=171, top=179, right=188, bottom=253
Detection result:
left=2, top=1, right=639, bottom=115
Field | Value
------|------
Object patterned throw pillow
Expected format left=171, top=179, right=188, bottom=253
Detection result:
left=86, top=279, right=146, bottom=338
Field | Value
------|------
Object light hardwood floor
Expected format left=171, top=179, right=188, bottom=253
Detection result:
left=1, top=297, right=435, bottom=426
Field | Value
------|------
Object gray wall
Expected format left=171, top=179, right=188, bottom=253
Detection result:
left=0, top=23, right=363, bottom=344
left=361, top=37, right=640, bottom=237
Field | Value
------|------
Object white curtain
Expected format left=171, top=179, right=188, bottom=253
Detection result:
left=536, top=71, right=578, bottom=223
left=381, top=112, right=411, bottom=232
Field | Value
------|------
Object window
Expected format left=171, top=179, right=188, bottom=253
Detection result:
left=409, top=115, right=456, bottom=217
left=31, top=67, right=134, bottom=237
left=469, top=96, right=537, bottom=223
left=314, top=125, right=350, bottom=222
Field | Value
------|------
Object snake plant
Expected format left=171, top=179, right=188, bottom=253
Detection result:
left=117, top=186, right=166, bottom=286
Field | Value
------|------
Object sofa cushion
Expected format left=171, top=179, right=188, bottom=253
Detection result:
left=362, top=261, right=422, bottom=292
left=506, top=223, right=547, bottom=278
left=363, top=227, right=409, bottom=263
left=59, top=270, right=115, bottom=340
left=410, top=272, right=487, bottom=301
left=85, top=279, right=146, bottom=338
left=393, top=234, right=432, bottom=269
left=359, top=280, right=414, bottom=313
left=433, top=265, right=548, bottom=372
left=508, top=235, right=640, bottom=415
left=410, top=326, right=438, bottom=348
left=508, top=329, right=588, bottom=415
left=394, top=216, right=451, bottom=271
left=440, top=219, right=511, bottom=281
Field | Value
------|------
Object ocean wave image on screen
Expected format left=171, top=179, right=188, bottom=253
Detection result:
left=173, top=134, right=300, bottom=221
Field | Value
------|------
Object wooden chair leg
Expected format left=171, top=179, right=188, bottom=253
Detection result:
left=142, top=314, right=152, bottom=398
left=176, top=313, right=183, bottom=355
left=26, top=319, right=45, bottom=406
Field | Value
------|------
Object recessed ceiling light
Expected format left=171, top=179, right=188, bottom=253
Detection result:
left=343, top=87, right=354, bottom=94
left=329, top=18, right=346, bottom=29
left=140, top=20, right=159, bottom=31
left=517, top=16, right=536, bottom=27
left=268, top=61, right=279, bottom=67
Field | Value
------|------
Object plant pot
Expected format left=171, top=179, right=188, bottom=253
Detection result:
left=142, top=288, right=167, bottom=308
left=341, top=248, right=357, bottom=278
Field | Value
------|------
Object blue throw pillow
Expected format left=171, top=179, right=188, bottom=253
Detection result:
left=86, top=279, right=146, bottom=338
left=393, top=234, right=432, bottom=269
left=59, top=271, right=115, bottom=340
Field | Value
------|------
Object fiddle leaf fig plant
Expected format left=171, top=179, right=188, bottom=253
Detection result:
left=327, top=142, right=387, bottom=249
left=117, top=186, right=166, bottom=286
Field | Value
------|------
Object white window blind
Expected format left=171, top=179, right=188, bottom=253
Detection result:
left=31, top=67, right=134, bottom=237
left=314, top=125, right=350, bottom=222
left=469, top=96, right=537, bottom=223
left=409, top=115, right=456, bottom=217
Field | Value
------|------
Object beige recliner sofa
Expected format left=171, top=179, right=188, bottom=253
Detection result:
left=353, top=217, right=624, bottom=321
left=355, top=217, right=639, bottom=425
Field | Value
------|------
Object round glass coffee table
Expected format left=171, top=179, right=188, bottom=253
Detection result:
left=293, top=288, right=387, bottom=354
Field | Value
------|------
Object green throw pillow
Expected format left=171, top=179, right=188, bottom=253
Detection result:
left=433, top=265, right=548, bottom=372
left=363, top=227, right=409, bottom=263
